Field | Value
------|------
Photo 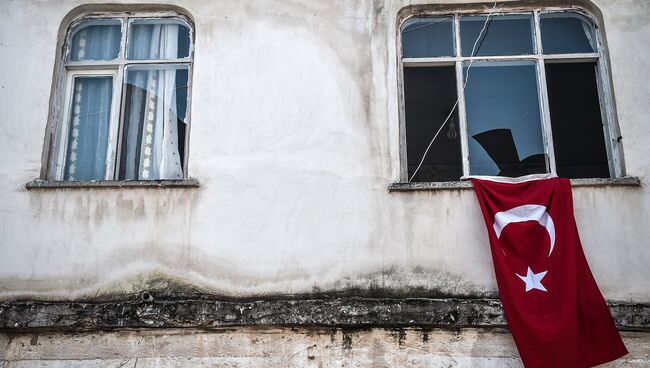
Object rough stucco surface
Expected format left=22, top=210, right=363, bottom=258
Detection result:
left=2, top=297, right=649, bottom=331
left=0, top=328, right=648, bottom=367
left=0, top=0, right=648, bottom=303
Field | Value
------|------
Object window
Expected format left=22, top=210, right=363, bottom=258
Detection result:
left=47, top=13, right=193, bottom=181
left=399, top=8, right=623, bottom=182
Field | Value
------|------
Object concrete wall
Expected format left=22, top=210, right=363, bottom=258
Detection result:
left=1, top=328, right=649, bottom=367
left=0, top=0, right=648, bottom=303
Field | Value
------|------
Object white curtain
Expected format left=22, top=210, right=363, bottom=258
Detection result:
left=70, top=23, right=121, bottom=61
left=64, top=77, right=113, bottom=180
left=122, top=24, right=184, bottom=180
left=65, top=24, right=118, bottom=180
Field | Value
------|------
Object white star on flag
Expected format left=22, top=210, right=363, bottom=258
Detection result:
left=517, top=267, right=548, bottom=292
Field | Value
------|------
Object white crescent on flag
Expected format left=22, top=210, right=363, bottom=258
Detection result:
left=493, top=204, right=556, bottom=257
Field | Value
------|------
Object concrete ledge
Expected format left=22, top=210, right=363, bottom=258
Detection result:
left=388, top=176, right=641, bottom=192
left=1, top=328, right=648, bottom=367
left=1, top=297, right=647, bottom=332
left=24, top=178, right=200, bottom=189
left=389, top=181, right=473, bottom=191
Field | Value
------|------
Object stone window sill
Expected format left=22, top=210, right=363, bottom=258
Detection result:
left=25, top=178, right=200, bottom=190
left=388, top=176, right=641, bottom=192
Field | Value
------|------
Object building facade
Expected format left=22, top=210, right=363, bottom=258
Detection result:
left=1, top=0, right=649, bottom=366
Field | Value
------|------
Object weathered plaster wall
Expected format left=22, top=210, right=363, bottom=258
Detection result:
left=0, top=0, right=648, bottom=302
left=0, top=328, right=648, bottom=367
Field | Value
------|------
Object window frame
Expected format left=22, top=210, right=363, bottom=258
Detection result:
left=45, top=10, right=195, bottom=181
left=55, top=69, right=121, bottom=180
left=397, top=5, right=624, bottom=182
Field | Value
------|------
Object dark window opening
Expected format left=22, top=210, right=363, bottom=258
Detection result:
left=399, top=10, right=619, bottom=182
left=404, top=66, right=462, bottom=182
left=546, top=62, right=610, bottom=178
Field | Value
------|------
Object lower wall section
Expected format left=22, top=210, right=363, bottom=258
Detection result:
left=1, top=328, right=648, bottom=368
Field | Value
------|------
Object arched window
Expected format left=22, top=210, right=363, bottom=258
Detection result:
left=47, top=11, right=193, bottom=181
left=399, top=5, right=623, bottom=182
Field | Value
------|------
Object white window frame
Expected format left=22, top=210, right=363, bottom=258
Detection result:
left=47, top=11, right=194, bottom=181
left=55, top=69, right=121, bottom=180
left=397, top=6, right=625, bottom=182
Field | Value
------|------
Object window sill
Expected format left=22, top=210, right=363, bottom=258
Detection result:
left=388, top=176, right=641, bottom=192
left=25, top=178, right=200, bottom=190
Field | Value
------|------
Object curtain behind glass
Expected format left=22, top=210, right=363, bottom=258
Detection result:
left=128, top=21, right=191, bottom=60
left=64, top=77, right=113, bottom=180
left=69, top=22, right=121, bottom=61
left=119, top=24, right=187, bottom=180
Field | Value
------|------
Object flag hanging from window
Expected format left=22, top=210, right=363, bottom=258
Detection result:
left=469, top=174, right=627, bottom=368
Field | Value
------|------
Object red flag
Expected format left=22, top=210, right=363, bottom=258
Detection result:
left=470, top=174, right=627, bottom=368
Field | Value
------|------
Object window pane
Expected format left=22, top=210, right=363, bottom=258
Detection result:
left=64, top=77, right=113, bottom=180
left=119, top=66, right=188, bottom=180
left=464, top=61, right=546, bottom=176
left=127, top=20, right=191, bottom=60
left=69, top=20, right=121, bottom=61
left=461, top=14, right=534, bottom=56
left=541, top=12, right=597, bottom=54
left=546, top=62, right=609, bottom=178
left=401, top=17, right=454, bottom=58
left=404, top=66, right=462, bottom=182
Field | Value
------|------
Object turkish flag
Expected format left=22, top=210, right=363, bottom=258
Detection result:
left=470, top=174, right=627, bottom=368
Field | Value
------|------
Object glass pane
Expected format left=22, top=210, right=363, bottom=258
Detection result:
left=546, top=62, right=609, bottom=178
left=403, top=66, right=462, bottom=181
left=128, top=20, right=191, bottom=60
left=119, top=66, right=188, bottom=180
left=401, top=17, right=454, bottom=58
left=464, top=61, right=546, bottom=176
left=461, top=14, right=534, bottom=56
left=64, top=76, right=113, bottom=180
left=541, top=12, right=597, bottom=54
left=69, top=20, right=121, bottom=61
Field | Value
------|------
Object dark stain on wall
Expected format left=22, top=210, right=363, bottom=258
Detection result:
left=1, top=295, right=648, bottom=332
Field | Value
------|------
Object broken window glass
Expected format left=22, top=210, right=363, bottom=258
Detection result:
left=464, top=61, right=546, bottom=176
left=400, top=8, right=619, bottom=181
left=404, top=66, right=462, bottom=181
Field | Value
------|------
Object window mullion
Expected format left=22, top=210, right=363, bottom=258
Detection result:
left=402, top=57, right=456, bottom=66
left=54, top=71, right=77, bottom=180
left=594, top=59, right=619, bottom=177
left=120, top=17, right=128, bottom=62
left=57, top=69, right=117, bottom=181
left=533, top=10, right=557, bottom=175
left=111, top=17, right=129, bottom=180
left=107, top=64, right=125, bottom=180
left=398, top=62, right=408, bottom=182
left=591, top=22, right=622, bottom=177
left=182, top=59, right=194, bottom=179
left=454, top=14, right=470, bottom=177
